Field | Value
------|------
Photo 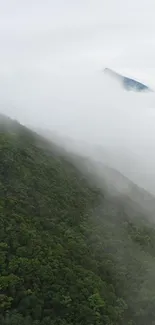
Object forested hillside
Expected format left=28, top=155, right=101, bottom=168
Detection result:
left=1, top=116, right=155, bottom=325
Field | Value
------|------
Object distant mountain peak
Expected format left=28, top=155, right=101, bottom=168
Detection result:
left=104, top=68, right=153, bottom=92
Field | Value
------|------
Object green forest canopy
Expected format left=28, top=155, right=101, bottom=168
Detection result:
left=1, top=116, right=155, bottom=325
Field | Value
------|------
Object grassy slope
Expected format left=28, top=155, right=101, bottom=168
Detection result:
left=0, top=117, right=155, bottom=325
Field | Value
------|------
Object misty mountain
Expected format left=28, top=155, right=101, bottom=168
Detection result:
left=1, top=115, right=155, bottom=325
left=35, top=127, right=155, bottom=217
left=104, top=68, right=152, bottom=92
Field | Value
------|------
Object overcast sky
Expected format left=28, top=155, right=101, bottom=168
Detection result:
left=1, top=0, right=155, bottom=193
left=0, top=0, right=155, bottom=125
left=0, top=1, right=154, bottom=73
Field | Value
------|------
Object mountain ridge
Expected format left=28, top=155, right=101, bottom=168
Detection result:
left=34, top=127, right=155, bottom=218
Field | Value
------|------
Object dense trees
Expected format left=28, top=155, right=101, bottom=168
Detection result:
left=1, top=117, right=155, bottom=324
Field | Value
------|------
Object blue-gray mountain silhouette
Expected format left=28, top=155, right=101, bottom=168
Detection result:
left=104, top=68, right=152, bottom=92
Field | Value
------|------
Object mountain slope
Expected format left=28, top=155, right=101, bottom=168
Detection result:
left=36, top=130, right=155, bottom=218
left=1, top=116, right=155, bottom=325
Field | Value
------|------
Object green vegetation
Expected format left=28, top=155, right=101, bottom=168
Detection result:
left=1, top=116, right=155, bottom=325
